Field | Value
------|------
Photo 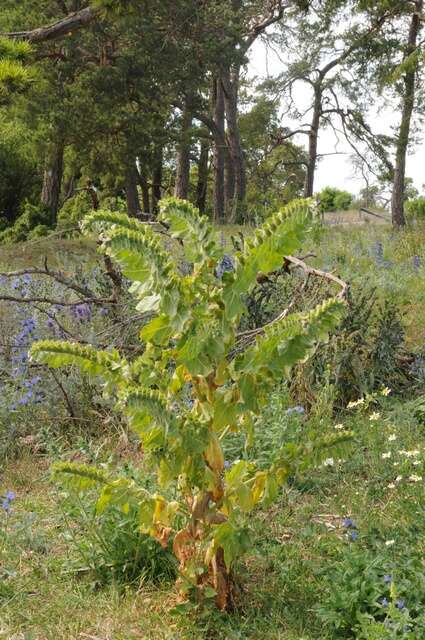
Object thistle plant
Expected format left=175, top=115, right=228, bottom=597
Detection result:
left=30, top=198, right=350, bottom=609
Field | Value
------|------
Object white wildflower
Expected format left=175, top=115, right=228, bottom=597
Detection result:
left=347, top=398, right=364, bottom=409
left=395, top=475, right=403, bottom=483
left=334, top=423, right=344, bottom=430
left=385, top=540, right=395, bottom=547
left=388, top=483, right=396, bottom=489
left=369, top=412, right=380, bottom=421
left=408, top=474, right=422, bottom=483
left=381, top=387, right=391, bottom=397
left=388, top=434, right=397, bottom=442
left=323, top=458, right=334, bottom=467
left=382, top=452, right=391, bottom=459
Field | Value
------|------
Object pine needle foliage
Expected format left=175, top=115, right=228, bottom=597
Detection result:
left=31, top=197, right=349, bottom=609
left=0, top=38, right=33, bottom=101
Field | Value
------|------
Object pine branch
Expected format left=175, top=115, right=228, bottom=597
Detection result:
left=5, top=7, right=99, bottom=44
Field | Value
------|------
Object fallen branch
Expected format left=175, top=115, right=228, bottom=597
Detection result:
left=5, top=7, right=99, bottom=44
left=234, top=255, right=348, bottom=352
left=285, top=255, right=349, bottom=298
left=0, top=294, right=115, bottom=307
left=0, top=259, right=96, bottom=300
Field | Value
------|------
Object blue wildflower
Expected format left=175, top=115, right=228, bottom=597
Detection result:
left=380, top=597, right=389, bottom=607
left=286, top=406, right=305, bottom=416
left=349, top=531, right=358, bottom=541
left=215, top=254, right=235, bottom=279
left=1, top=490, right=15, bottom=512
left=395, top=599, right=406, bottom=610
left=383, top=575, right=392, bottom=584
left=342, top=518, right=357, bottom=529
left=224, top=461, right=232, bottom=469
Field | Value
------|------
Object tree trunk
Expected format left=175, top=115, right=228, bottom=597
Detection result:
left=152, top=147, right=163, bottom=215
left=224, top=141, right=235, bottom=217
left=41, top=140, right=65, bottom=226
left=221, top=69, right=246, bottom=221
left=138, top=169, right=150, bottom=215
left=125, top=164, right=141, bottom=218
left=304, top=83, right=322, bottom=198
left=175, top=102, right=192, bottom=200
left=196, top=140, right=209, bottom=213
left=213, top=78, right=226, bottom=223
left=391, top=1, right=423, bottom=227
left=62, top=173, right=79, bottom=203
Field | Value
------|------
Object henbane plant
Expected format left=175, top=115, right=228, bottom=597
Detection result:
left=30, top=197, right=351, bottom=610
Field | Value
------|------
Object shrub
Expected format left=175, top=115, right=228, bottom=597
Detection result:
left=0, top=202, right=51, bottom=244
left=292, top=287, right=406, bottom=410
left=334, top=190, right=353, bottom=211
left=405, top=197, right=425, bottom=222
left=318, top=187, right=353, bottom=213
left=58, top=191, right=93, bottom=227
left=31, top=198, right=351, bottom=610
left=0, top=123, right=39, bottom=224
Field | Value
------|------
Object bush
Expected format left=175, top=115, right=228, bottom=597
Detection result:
left=0, top=134, right=39, bottom=225
left=0, top=201, right=51, bottom=244
left=405, top=197, right=425, bottom=222
left=27, top=224, right=50, bottom=240
left=291, top=287, right=406, bottom=410
left=318, top=187, right=353, bottom=213
left=334, top=190, right=353, bottom=211
left=58, top=191, right=93, bottom=227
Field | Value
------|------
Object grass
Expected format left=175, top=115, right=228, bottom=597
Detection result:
left=2, top=396, right=425, bottom=639
left=0, top=236, right=98, bottom=271
left=311, top=222, right=425, bottom=348
left=2, top=221, right=425, bottom=638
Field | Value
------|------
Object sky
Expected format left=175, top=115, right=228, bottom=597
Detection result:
left=248, top=40, right=425, bottom=197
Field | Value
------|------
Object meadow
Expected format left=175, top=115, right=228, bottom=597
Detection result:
left=1, top=219, right=425, bottom=640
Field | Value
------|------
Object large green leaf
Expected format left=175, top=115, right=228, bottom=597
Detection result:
left=30, top=340, right=122, bottom=380
left=159, top=197, right=220, bottom=264
left=235, top=298, right=346, bottom=382
left=222, top=200, right=315, bottom=320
